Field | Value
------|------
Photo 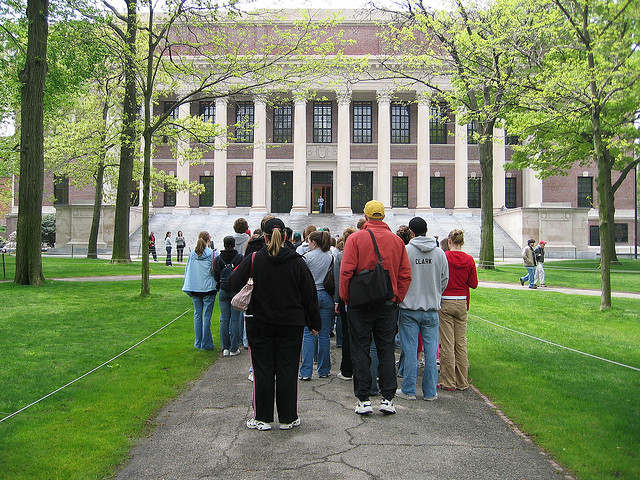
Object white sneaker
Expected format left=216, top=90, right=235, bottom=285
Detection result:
left=337, top=372, right=352, bottom=380
left=222, top=349, right=230, bottom=356
left=423, top=393, right=438, bottom=401
left=279, top=418, right=301, bottom=430
left=355, top=400, right=373, bottom=414
left=246, top=418, right=271, bottom=431
left=248, top=371, right=254, bottom=382
left=229, top=349, right=241, bottom=356
left=379, top=398, right=396, bottom=414
left=395, top=388, right=416, bottom=400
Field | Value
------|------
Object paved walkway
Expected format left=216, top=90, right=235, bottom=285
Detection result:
left=114, top=345, right=570, bottom=480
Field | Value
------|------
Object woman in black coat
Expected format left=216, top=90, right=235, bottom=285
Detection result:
left=229, top=217, right=321, bottom=431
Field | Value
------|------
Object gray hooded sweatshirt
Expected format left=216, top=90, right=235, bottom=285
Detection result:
left=233, top=232, right=250, bottom=256
left=399, top=236, right=449, bottom=311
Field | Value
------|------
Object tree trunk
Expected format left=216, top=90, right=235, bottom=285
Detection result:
left=87, top=162, right=104, bottom=259
left=141, top=130, right=151, bottom=296
left=596, top=157, right=612, bottom=309
left=478, top=130, right=495, bottom=269
left=110, top=0, right=137, bottom=264
left=606, top=186, right=620, bottom=264
left=14, top=0, right=48, bottom=286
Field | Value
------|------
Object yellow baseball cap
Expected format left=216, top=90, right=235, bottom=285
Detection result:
left=364, top=200, right=385, bottom=219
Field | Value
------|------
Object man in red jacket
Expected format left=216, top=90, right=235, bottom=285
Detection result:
left=340, top=200, right=412, bottom=415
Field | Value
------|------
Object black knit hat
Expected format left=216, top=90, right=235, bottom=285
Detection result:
left=408, top=217, right=428, bottom=236
left=263, top=217, right=286, bottom=235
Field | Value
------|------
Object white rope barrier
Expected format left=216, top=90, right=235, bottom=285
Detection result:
left=469, top=313, right=640, bottom=372
left=0, top=308, right=192, bottom=424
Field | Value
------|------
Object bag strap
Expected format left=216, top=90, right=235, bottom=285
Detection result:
left=249, top=252, right=256, bottom=277
left=366, top=229, right=384, bottom=265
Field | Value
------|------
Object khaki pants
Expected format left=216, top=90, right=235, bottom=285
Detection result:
left=438, top=299, right=469, bottom=390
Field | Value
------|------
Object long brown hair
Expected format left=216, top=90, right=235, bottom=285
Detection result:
left=308, top=230, right=331, bottom=252
left=195, top=231, right=210, bottom=256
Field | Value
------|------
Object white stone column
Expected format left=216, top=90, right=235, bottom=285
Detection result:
left=251, top=94, right=268, bottom=214
left=175, top=101, right=191, bottom=209
left=335, top=89, right=352, bottom=216
left=523, top=167, right=543, bottom=207
left=454, top=111, right=469, bottom=213
left=377, top=90, right=392, bottom=210
left=212, top=97, right=228, bottom=213
left=290, top=93, right=308, bottom=215
left=493, top=126, right=506, bottom=210
left=415, top=91, right=431, bottom=214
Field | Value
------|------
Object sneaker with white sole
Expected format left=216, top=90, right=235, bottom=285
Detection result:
left=248, top=371, right=254, bottom=382
left=379, top=398, right=396, bottom=414
left=229, top=349, right=241, bottom=356
left=246, top=418, right=271, bottom=430
left=355, top=400, right=373, bottom=414
left=423, top=393, right=438, bottom=401
left=279, top=418, right=301, bottom=430
left=337, top=372, right=352, bottom=380
left=395, top=388, right=416, bottom=400
left=222, top=349, right=230, bottom=356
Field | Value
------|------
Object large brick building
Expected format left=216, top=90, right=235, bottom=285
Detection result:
left=5, top=9, right=637, bottom=255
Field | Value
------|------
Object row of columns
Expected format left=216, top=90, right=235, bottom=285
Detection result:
left=165, top=90, right=537, bottom=214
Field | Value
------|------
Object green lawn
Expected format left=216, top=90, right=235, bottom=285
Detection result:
left=0, top=254, right=182, bottom=280
left=0, top=278, right=219, bottom=480
left=477, top=259, right=640, bottom=292
left=468, top=288, right=640, bottom=480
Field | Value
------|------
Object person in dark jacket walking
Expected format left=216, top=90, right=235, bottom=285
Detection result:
left=229, top=217, right=321, bottom=431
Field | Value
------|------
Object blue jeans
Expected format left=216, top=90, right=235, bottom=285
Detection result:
left=218, top=289, right=242, bottom=352
left=189, top=292, right=216, bottom=350
left=521, top=266, right=536, bottom=287
left=300, top=289, right=333, bottom=378
left=398, top=309, right=439, bottom=398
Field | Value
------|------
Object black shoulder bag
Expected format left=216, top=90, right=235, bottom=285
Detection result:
left=348, top=229, right=394, bottom=308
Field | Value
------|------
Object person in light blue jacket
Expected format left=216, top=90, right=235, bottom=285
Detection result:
left=182, top=231, right=217, bottom=350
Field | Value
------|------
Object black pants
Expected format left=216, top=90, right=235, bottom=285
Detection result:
left=149, top=246, right=157, bottom=261
left=246, top=319, right=304, bottom=424
left=177, top=247, right=184, bottom=262
left=338, top=301, right=353, bottom=377
left=348, top=303, right=397, bottom=401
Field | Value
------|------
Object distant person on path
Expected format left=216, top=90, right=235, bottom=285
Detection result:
left=318, top=195, right=325, bottom=213
left=396, top=217, right=449, bottom=402
left=165, top=232, right=173, bottom=266
left=233, top=217, right=251, bottom=255
left=213, top=236, right=244, bottom=356
left=299, top=230, right=334, bottom=380
left=175, top=230, right=186, bottom=262
left=438, top=229, right=478, bottom=392
left=182, top=231, right=217, bottom=351
left=149, top=231, right=157, bottom=261
left=534, top=240, right=547, bottom=287
left=519, top=239, right=537, bottom=289
left=229, top=218, right=321, bottom=431
left=340, top=200, right=412, bottom=416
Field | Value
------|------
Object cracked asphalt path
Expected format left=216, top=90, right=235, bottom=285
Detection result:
left=114, top=345, right=569, bottom=480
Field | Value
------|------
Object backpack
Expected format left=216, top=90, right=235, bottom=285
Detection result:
left=219, top=254, right=242, bottom=291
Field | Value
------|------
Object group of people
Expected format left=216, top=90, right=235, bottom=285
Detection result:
left=149, top=230, right=186, bottom=265
left=179, top=202, right=479, bottom=431
left=520, top=239, right=547, bottom=289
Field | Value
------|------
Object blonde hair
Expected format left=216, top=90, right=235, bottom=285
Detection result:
left=448, top=229, right=465, bottom=246
left=266, top=227, right=284, bottom=257
left=195, top=231, right=210, bottom=256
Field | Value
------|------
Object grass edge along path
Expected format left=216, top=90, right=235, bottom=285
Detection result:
left=0, top=278, right=220, bottom=480
left=468, top=289, right=640, bottom=480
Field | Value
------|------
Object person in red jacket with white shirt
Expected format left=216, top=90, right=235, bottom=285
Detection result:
left=340, top=200, right=412, bottom=415
left=438, top=229, right=478, bottom=392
